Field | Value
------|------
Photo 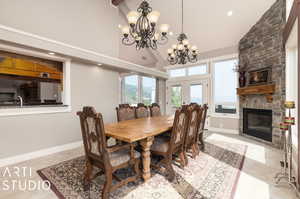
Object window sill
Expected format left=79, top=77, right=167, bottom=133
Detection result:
left=0, top=105, right=71, bottom=117
left=210, top=113, right=240, bottom=119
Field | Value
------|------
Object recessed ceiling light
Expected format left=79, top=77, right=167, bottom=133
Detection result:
left=169, top=31, right=174, bottom=36
left=97, top=63, right=102, bottom=66
left=118, top=24, right=122, bottom=29
left=48, top=52, right=55, bottom=55
left=227, top=11, right=233, bottom=16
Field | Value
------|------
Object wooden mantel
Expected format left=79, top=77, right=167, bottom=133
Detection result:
left=237, top=84, right=276, bottom=103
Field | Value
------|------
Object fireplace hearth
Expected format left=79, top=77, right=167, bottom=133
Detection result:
left=243, top=108, right=272, bottom=142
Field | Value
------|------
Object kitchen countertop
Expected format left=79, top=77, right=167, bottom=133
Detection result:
left=0, top=104, right=67, bottom=109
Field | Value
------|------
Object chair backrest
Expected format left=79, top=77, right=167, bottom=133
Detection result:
left=116, top=105, right=136, bottom=122
left=169, top=106, right=190, bottom=152
left=77, top=107, right=108, bottom=162
left=185, top=104, right=203, bottom=147
left=136, top=103, right=149, bottom=118
left=119, top=104, right=130, bottom=108
left=199, top=104, right=208, bottom=131
left=149, top=103, right=161, bottom=117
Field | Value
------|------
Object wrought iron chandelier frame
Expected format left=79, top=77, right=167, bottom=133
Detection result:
left=122, top=1, right=169, bottom=50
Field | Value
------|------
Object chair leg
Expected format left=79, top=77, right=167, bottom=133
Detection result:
left=199, top=133, right=205, bottom=150
left=179, top=152, right=187, bottom=168
left=134, top=159, right=141, bottom=178
left=102, top=171, right=112, bottom=199
left=165, top=159, right=176, bottom=182
left=84, top=160, right=92, bottom=190
left=192, top=144, right=199, bottom=159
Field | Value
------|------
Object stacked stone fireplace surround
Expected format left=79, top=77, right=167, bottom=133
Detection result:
left=238, top=0, right=286, bottom=148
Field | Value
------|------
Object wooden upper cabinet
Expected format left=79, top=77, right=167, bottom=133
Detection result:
left=0, top=55, right=62, bottom=81
left=0, top=56, right=14, bottom=68
left=14, top=58, right=36, bottom=71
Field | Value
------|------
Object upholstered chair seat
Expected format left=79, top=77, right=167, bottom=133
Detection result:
left=150, top=137, right=170, bottom=153
left=109, top=149, right=141, bottom=167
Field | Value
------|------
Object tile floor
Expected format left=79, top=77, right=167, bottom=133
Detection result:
left=0, top=132, right=298, bottom=199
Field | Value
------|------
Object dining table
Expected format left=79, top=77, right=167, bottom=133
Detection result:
left=105, top=115, right=174, bottom=181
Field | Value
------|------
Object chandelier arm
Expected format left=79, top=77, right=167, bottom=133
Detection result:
left=122, top=37, right=136, bottom=46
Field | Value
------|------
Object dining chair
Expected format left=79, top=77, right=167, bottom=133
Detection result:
left=150, top=106, right=189, bottom=181
left=119, top=104, right=130, bottom=108
left=77, top=107, right=141, bottom=199
left=135, top=103, right=149, bottom=118
left=116, top=105, right=136, bottom=122
left=199, top=104, right=208, bottom=150
left=149, top=103, right=161, bottom=117
left=184, top=104, right=203, bottom=161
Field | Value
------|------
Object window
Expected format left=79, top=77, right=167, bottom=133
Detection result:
left=124, top=75, right=138, bottom=105
left=190, top=84, right=203, bottom=104
left=0, top=51, right=66, bottom=108
left=122, top=75, right=157, bottom=105
left=213, top=59, right=237, bottom=114
left=171, top=86, right=182, bottom=107
left=169, top=68, right=186, bottom=77
left=142, top=77, right=156, bottom=105
left=188, top=65, right=207, bottom=76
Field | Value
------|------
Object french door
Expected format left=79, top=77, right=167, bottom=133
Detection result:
left=166, top=79, right=208, bottom=114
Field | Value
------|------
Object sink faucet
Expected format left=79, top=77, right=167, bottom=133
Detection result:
left=17, top=96, right=23, bottom=107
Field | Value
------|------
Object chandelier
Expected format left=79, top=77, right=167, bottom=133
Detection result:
left=121, top=0, right=170, bottom=50
left=167, top=0, right=198, bottom=65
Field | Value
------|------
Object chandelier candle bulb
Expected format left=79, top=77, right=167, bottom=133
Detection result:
left=127, top=11, right=139, bottom=25
left=148, top=11, right=160, bottom=24
left=160, top=24, right=170, bottom=34
left=183, top=39, right=189, bottom=46
left=167, top=48, right=173, bottom=55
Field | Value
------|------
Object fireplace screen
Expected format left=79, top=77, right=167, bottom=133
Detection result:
left=243, top=108, right=272, bottom=142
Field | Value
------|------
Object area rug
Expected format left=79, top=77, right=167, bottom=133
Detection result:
left=37, top=139, right=247, bottom=199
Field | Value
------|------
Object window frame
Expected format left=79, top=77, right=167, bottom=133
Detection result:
left=211, top=57, right=239, bottom=118
left=0, top=45, right=71, bottom=117
left=121, top=74, right=157, bottom=106
left=167, top=62, right=209, bottom=80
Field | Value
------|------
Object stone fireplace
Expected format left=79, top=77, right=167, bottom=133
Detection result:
left=238, top=0, right=285, bottom=148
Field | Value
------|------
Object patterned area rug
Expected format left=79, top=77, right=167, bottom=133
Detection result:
left=37, top=139, right=247, bottom=199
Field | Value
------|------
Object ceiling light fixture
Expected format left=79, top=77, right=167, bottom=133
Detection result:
left=48, top=52, right=55, bottom=55
left=97, top=63, right=103, bottom=66
left=121, top=0, right=170, bottom=50
left=167, top=0, right=198, bottom=65
left=227, top=11, right=233, bottom=16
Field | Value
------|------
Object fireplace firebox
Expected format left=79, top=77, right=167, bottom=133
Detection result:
left=243, top=108, right=272, bottom=142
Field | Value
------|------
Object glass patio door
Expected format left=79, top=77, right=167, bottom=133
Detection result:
left=166, top=79, right=208, bottom=115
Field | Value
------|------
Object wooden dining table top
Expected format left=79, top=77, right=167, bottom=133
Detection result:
left=105, top=115, right=174, bottom=143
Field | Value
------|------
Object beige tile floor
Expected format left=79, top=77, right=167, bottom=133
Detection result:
left=0, top=132, right=298, bottom=199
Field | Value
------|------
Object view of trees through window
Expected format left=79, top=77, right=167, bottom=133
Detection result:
left=171, top=86, right=182, bottom=107
left=124, top=75, right=138, bottom=105
left=142, top=77, right=156, bottom=105
left=213, top=59, right=237, bottom=114
left=123, top=75, right=156, bottom=105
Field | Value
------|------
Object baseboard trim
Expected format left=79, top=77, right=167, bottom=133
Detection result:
left=208, top=127, right=239, bottom=134
left=0, top=141, right=83, bottom=167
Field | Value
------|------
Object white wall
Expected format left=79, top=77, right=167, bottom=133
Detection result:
left=0, top=0, right=122, bottom=159
left=0, top=0, right=119, bottom=57
left=0, top=63, right=119, bottom=159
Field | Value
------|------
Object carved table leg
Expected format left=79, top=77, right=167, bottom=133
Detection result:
left=140, top=136, right=154, bottom=181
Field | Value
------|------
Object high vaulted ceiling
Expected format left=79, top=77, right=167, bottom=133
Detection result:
left=118, top=0, right=277, bottom=68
